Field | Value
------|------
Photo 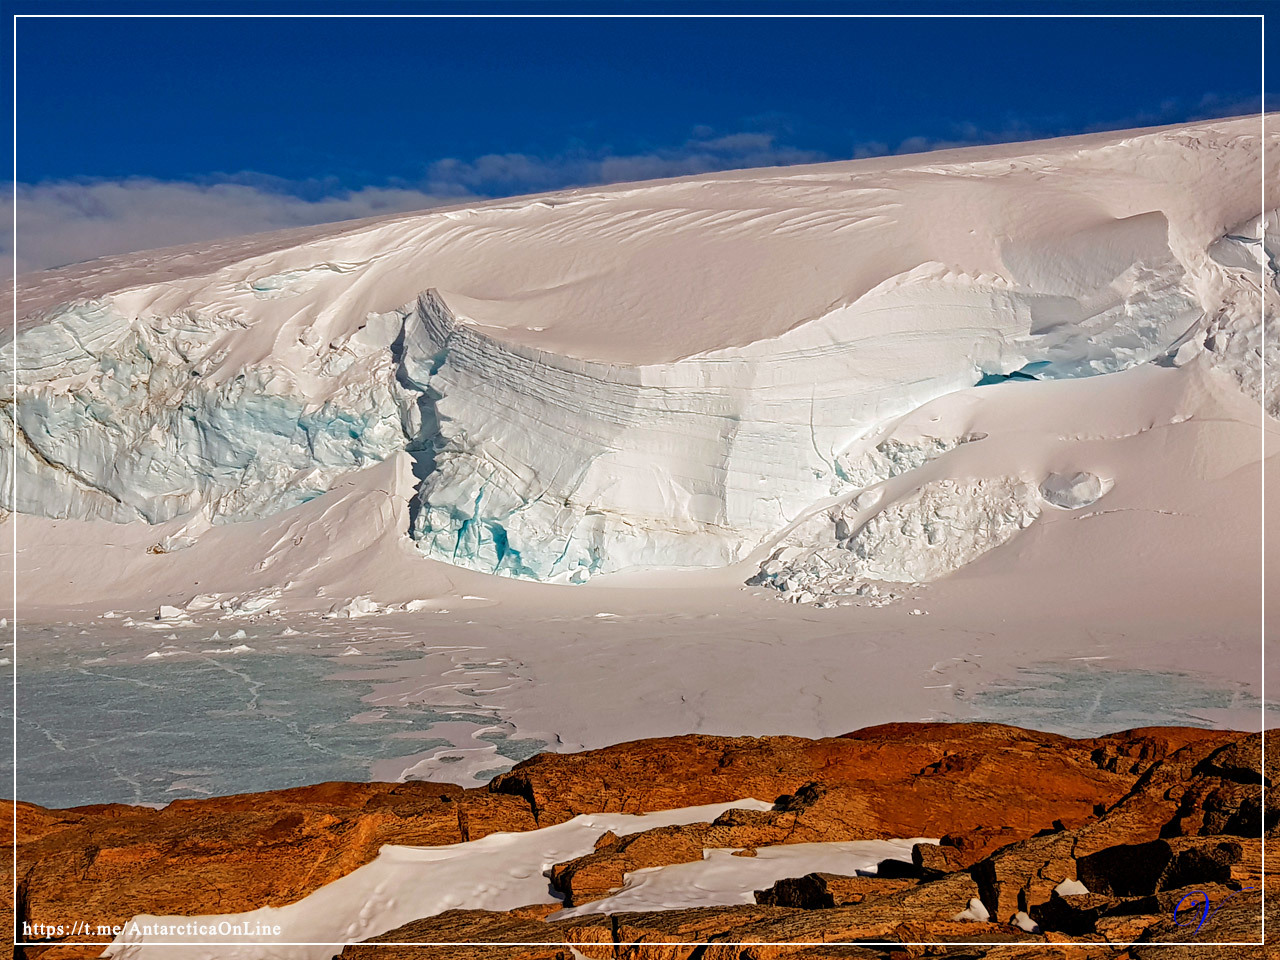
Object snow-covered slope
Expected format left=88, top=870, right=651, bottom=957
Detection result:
left=4, top=116, right=1276, bottom=595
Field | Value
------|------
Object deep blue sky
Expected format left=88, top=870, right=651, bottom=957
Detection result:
left=4, top=4, right=1271, bottom=271
left=14, top=12, right=1266, bottom=186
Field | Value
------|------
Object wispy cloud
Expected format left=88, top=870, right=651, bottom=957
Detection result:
left=419, top=130, right=825, bottom=194
left=4, top=129, right=826, bottom=274
left=850, top=94, right=1269, bottom=160
left=2, top=180, right=472, bottom=275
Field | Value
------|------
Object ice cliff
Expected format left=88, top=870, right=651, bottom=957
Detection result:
left=2, top=300, right=408, bottom=524
left=4, top=116, right=1276, bottom=590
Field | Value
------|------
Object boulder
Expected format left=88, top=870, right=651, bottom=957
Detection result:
left=754, top=873, right=914, bottom=908
left=912, top=826, right=1023, bottom=877
left=1076, top=837, right=1244, bottom=896
left=1131, top=887, right=1272, bottom=959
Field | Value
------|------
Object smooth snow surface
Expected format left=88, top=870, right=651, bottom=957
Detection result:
left=552, top=838, right=930, bottom=919
left=5, top=116, right=1276, bottom=587
left=103, top=799, right=774, bottom=960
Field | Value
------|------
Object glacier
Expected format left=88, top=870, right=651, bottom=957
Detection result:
left=3, top=116, right=1276, bottom=591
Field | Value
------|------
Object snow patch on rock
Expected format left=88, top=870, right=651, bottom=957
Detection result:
left=1054, top=878, right=1089, bottom=896
left=953, top=897, right=991, bottom=922
left=103, top=799, right=777, bottom=960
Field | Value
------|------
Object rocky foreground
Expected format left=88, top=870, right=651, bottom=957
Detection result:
left=7, top=722, right=1276, bottom=958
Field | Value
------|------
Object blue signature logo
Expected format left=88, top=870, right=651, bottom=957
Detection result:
left=1173, top=887, right=1258, bottom=933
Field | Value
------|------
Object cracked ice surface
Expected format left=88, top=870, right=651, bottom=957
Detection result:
left=753, top=475, right=1041, bottom=601
left=0, top=301, right=409, bottom=523
left=3, top=621, right=551, bottom=807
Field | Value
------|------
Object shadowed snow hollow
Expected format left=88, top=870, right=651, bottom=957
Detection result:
left=3, top=116, right=1276, bottom=591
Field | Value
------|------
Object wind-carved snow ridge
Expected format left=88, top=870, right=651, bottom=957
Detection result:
left=246, top=261, right=362, bottom=300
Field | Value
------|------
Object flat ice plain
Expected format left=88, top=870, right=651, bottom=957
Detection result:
left=3, top=115, right=1278, bottom=806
